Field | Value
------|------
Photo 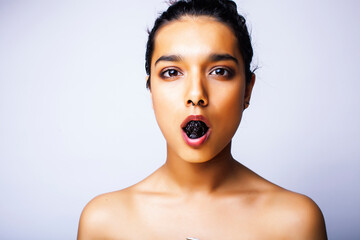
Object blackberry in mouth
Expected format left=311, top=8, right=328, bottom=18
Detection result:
left=183, top=120, right=209, bottom=139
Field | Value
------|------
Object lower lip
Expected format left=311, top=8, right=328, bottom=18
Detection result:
left=181, top=129, right=211, bottom=148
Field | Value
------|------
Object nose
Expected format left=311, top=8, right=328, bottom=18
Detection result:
left=185, top=72, right=208, bottom=107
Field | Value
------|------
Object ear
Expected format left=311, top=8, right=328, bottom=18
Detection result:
left=146, top=75, right=154, bottom=109
left=244, top=73, right=255, bottom=109
left=145, top=75, right=151, bottom=91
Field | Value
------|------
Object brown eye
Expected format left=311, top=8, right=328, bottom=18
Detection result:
left=161, top=69, right=182, bottom=78
left=210, top=68, right=232, bottom=77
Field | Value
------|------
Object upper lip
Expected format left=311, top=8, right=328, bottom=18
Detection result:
left=181, top=115, right=211, bottom=129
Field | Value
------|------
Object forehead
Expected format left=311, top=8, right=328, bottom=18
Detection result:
left=152, top=16, right=241, bottom=63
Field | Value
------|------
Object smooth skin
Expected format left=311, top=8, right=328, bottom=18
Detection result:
left=78, top=16, right=327, bottom=240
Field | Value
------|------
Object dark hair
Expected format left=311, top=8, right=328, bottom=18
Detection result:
left=145, top=0, right=254, bottom=89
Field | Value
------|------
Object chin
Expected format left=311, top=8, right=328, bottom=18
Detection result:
left=165, top=128, right=236, bottom=164
left=175, top=144, right=224, bottom=164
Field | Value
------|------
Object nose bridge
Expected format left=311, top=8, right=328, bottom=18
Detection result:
left=185, top=66, right=208, bottom=106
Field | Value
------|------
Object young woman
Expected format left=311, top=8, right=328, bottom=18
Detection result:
left=78, top=0, right=327, bottom=239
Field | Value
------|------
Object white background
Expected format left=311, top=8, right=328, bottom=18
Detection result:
left=0, top=0, right=359, bottom=239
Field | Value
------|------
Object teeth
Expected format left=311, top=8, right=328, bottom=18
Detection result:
left=183, top=120, right=209, bottom=139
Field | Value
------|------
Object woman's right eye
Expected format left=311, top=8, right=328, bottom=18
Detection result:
left=160, top=69, right=182, bottom=78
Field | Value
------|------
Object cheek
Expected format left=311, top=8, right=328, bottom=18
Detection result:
left=151, top=85, right=182, bottom=138
left=210, top=83, right=245, bottom=137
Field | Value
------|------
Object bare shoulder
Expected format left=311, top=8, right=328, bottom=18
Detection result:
left=76, top=170, right=162, bottom=239
left=77, top=188, right=133, bottom=240
left=263, top=189, right=327, bottom=240
left=238, top=165, right=327, bottom=239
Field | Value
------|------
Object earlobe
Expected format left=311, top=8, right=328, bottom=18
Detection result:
left=146, top=76, right=154, bottom=109
left=244, top=73, right=255, bottom=110
left=146, top=75, right=151, bottom=91
left=145, top=76, right=150, bottom=90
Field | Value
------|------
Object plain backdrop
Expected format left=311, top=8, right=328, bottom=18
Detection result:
left=0, top=0, right=359, bottom=239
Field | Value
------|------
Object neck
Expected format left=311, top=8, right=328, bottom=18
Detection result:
left=162, top=142, right=239, bottom=194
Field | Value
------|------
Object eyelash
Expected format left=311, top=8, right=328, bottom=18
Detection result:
left=159, top=67, right=235, bottom=79
left=209, top=67, right=234, bottom=79
left=160, top=68, right=183, bottom=78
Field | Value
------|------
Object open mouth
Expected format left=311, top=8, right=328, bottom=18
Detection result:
left=182, top=120, right=209, bottom=139
left=181, top=115, right=211, bottom=147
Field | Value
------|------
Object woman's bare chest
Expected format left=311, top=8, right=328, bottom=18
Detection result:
left=114, top=196, right=276, bottom=240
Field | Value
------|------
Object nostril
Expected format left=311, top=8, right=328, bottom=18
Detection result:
left=187, top=100, right=195, bottom=106
left=198, top=99, right=204, bottom=105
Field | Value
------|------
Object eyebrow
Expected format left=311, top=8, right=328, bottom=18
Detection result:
left=154, top=53, right=238, bottom=66
left=155, top=55, right=183, bottom=65
left=209, top=53, right=238, bottom=64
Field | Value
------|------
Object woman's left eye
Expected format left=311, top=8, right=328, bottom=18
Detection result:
left=209, top=68, right=233, bottom=78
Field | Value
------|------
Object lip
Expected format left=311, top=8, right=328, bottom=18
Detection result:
left=181, top=115, right=211, bottom=148
left=181, top=115, right=211, bottom=129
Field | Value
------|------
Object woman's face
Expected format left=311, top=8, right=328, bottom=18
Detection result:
left=150, top=16, right=254, bottom=163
